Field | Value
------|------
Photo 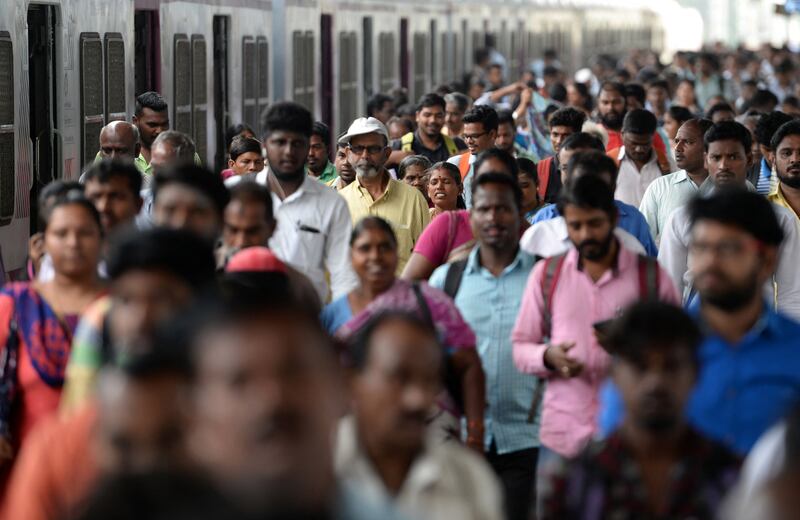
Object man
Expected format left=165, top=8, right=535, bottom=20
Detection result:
left=447, top=105, right=499, bottom=207
left=706, top=102, right=736, bottom=123
left=366, top=93, right=394, bottom=124
left=390, top=93, right=467, bottom=164
left=339, top=117, right=430, bottom=273
left=543, top=302, right=740, bottom=518
left=754, top=111, right=793, bottom=194
left=429, top=174, right=541, bottom=520
left=596, top=81, right=628, bottom=151
left=97, top=121, right=141, bottom=163
left=308, top=122, right=337, bottom=183
left=83, top=159, right=143, bottom=235
left=443, top=92, right=471, bottom=139
left=337, top=312, right=503, bottom=520
left=639, top=118, right=714, bottom=242
left=327, top=140, right=357, bottom=191
left=658, top=121, right=800, bottom=320
left=624, top=83, right=646, bottom=111
left=645, top=78, right=670, bottom=123
left=695, top=53, right=731, bottom=109
left=520, top=152, right=657, bottom=257
left=494, top=110, right=538, bottom=162
left=232, top=102, right=357, bottom=302
left=769, top=120, right=800, bottom=219
left=131, top=91, right=170, bottom=172
left=535, top=107, right=586, bottom=203
left=512, top=175, right=679, bottom=458
left=610, top=109, right=676, bottom=207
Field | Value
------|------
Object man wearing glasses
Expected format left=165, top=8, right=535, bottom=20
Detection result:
left=447, top=105, right=500, bottom=208
left=339, top=118, right=431, bottom=273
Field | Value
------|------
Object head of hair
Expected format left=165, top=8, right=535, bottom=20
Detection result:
left=428, top=161, right=463, bottom=186
left=349, top=216, right=397, bottom=248
left=688, top=188, right=783, bottom=246
left=748, top=89, right=780, bottom=111
left=622, top=109, right=658, bottom=135
left=474, top=48, right=490, bottom=65
left=667, top=105, right=694, bottom=126
left=82, top=159, right=143, bottom=198
left=396, top=103, right=417, bottom=118
left=38, top=181, right=83, bottom=230
left=366, top=93, right=393, bottom=117
left=416, top=93, right=447, bottom=112
left=134, top=91, right=168, bottom=116
left=44, top=191, right=103, bottom=233
left=624, top=83, right=646, bottom=107
left=462, top=105, right=499, bottom=132
left=311, top=121, right=331, bottom=148
left=755, top=111, right=794, bottom=148
left=647, top=78, right=670, bottom=92
left=474, top=148, right=518, bottom=176
left=261, top=101, right=313, bottom=139
left=224, top=123, right=254, bottom=152
left=397, top=155, right=432, bottom=180
left=548, top=107, right=587, bottom=133
left=228, top=181, right=274, bottom=223
left=600, top=81, right=626, bottom=99
left=543, top=65, right=561, bottom=78
left=151, top=131, right=196, bottom=161
left=548, top=83, right=567, bottom=104
left=704, top=120, right=753, bottom=152
left=560, top=132, right=606, bottom=153
left=386, top=116, right=414, bottom=135
left=152, top=164, right=230, bottom=217
left=566, top=150, right=619, bottom=185
left=556, top=174, right=616, bottom=221
left=227, top=135, right=262, bottom=162
left=783, top=95, right=800, bottom=109
left=443, top=92, right=471, bottom=112
left=347, top=311, right=439, bottom=372
left=470, top=172, right=522, bottom=211
left=496, top=109, right=515, bottom=129
left=516, top=157, right=537, bottom=183
left=705, top=102, right=735, bottom=120
left=771, top=120, right=800, bottom=151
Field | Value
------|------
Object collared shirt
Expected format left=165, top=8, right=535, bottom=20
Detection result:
left=339, top=175, right=431, bottom=273
left=768, top=182, right=800, bottom=220
left=511, top=246, right=679, bottom=457
left=326, top=176, right=350, bottom=192
left=614, top=146, right=675, bottom=207
left=311, top=161, right=338, bottom=184
left=657, top=202, right=800, bottom=320
left=531, top=201, right=658, bottom=256
left=429, top=247, right=541, bottom=455
left=335, top=416, right=504, bottom=520
left=519, top=217, right=646, bottom=258
left=639, top=169, right=713, bottom=243
left=94, top=151, right=147, bottom=175
left=390, top=131, right=467, bottom=163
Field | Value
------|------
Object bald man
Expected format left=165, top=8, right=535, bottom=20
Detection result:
left=98, top=121, right=141, bottom=162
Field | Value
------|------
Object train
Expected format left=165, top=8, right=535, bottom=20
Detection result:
left=0, top=0, right=668, bottom=274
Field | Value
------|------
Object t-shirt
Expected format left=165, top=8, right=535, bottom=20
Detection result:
left=321, top=295, right=354, bottom=336
left=412, top=210, right=474, bottom=266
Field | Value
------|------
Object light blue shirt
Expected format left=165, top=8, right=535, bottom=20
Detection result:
left=429, top=247, right=541, bottom=454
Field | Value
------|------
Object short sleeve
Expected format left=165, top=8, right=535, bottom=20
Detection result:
left=413, top=212, right=453, bottom=265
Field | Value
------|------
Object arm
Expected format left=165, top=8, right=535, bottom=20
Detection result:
left=511, top=262, right=552, bottom=377
left=401, top=253, right=438, bottom=281
left=401, top=212, right=452, bottom=280
left=656, top=208, right=690, bottom=301
left=638, top=184, right=661, bottom=243
left=451, top=348, right=486, bottom=453
left=326, top=198, right=359, bottom=300
left=773, top=207, right=800, bottom=320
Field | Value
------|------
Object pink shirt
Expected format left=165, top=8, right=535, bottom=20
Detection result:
left=413, top=210, right=474, bottom=266
left=511, top=246, right=679, bottom=457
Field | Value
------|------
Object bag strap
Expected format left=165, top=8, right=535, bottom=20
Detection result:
left=443, top=258, right=469, bottom=300
left=400, top=132, right=414, bottom=152
left=637, top=254, right=660, bottom=301
left=540, top=253, right=568, bottom=342
left=536, top=157, right=552, bottom=200
left=411, top=282, right=435, bottom=330
left=458, top=153, right=472, bottom=180
left=443, top=134, right=459, bottom=156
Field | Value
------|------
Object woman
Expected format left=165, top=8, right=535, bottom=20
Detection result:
left=321, top=217, right=485, bottom=451
left=566, top=81, right=593, bottom=116
left=663, top=105, right=695, bottom=142
left=427, top=162, right=464, bottom=219
left=517, top=158, right=544, bottom=223
left=222, top=135, right=265, bottom=180
left=398, top=155, right=432, bottom=202
left=0, top=193, right=104, bottom=495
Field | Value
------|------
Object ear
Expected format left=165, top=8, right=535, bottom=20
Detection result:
left=228, top=158, right=235, bottom=169
left=703, top=151, right=709, bottom=170
left=760, top=245, right=779, bottom=281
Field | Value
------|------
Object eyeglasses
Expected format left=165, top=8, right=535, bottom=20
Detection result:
left=463, top=132, right=487, bottom=142
left=348, top=144, right=386, bottom=155
left=688, top=239, right=761, bottom=260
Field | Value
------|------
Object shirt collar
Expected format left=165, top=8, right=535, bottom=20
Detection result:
left=672, top=169, right=690, bottom=184
left=619, top=146, right=657, bottom=165
left=465, top=245, right=529, bottom=276
left=355, top=172, right=393, bottom=201
left=689, top=302, right=781, bottom=343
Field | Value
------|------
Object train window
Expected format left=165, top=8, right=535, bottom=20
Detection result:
left=292, top=31, right=315, bottom=112
left=173, top=34, right=192, bottom=136
left=192, top=36, right=207, bottom=163
left=0, top=32, right=14, bottom=225
left=338, top=31, right=357, bottom=135
left=104, top=33, right=126, bottom=122
left=257, top=37, right=269, bottom=136
left=242, top=36, right=257, bottom=131
left=363, top=17, right=373, bottom=97
left=413, top=32, right=427, bottom=101
left=80, top=33, right=104, bottom=168
left=378, top=32, right=395, bottom=93
left=429, top=21, right=437, bottom=86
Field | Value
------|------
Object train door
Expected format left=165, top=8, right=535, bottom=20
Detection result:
left=213, top=16, right=229, bottom=173
left=134, top=9, right=160, bottom=95
left=362, top=17, right=373, bottom=98
left=400, top=18, right=408, bottom=90
left=27, top=5, right=59, bottom=235
left=320, top=14, right=333, bottom=137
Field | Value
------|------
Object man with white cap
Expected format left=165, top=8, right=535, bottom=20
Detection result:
left=338, top=117, right=431, bottom=273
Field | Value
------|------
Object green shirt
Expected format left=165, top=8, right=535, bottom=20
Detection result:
left=310, top=161, right=337, bottom=184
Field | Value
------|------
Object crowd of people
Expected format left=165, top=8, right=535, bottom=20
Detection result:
left=1, top=41, right=800, bottom=520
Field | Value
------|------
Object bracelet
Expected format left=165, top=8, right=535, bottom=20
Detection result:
left=467, top=420, right=484, bottom=431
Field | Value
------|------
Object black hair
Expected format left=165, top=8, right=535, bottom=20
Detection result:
left=602, top=301, right=701, bottom=366
left=474, top=148, right=519, bottom=176
left=224, top=123, right=255, bottom=152
left=667, top=105, right=694, bottom=125
left=474, top=48, right=490, bottom=65
left=548, top=83, right=567, bottom=104
left=748, top=89, right=780, bottom=111
left=516, top=158, right=537, bottom=183
left=228, top=135, right=263, bottom=161
left=496, top=110, right=515, bottom=128
left=311, top=121, right=331, bottom=149
left=416, top=93, right=447, bottom=112
left=152, top=164, right=230, bottom=217
left=134, top=91, right=168, bottom=117
left=556, top=174, right=617, bottom=221
left=625, top=83, right=646, bottom=107
left=647, top=78, right=670, bottom=92
left=548, top=107, right=587, bottom=133
left=45, top=192, right=103, bottom=234
left=228, top=180, right=274, bottom=224
left=704, top=120, right=753, bottom=153
left=470, top=172, right=523, bottom=211
left=462, top=105, right=499, bottom=133
left=396, top=103, right=417, bottom=118
left=622, top=109, right=658, bottom=135
left=755, top=111, right=794, bottom=147
left=387, top=116, right=414, bottom=134
left=82, top=159, right=143, bottom=198
left=783, top=95, right=800, bottom=109
left=349, top=216, right=397, bottom=247
left=705, top=102, right=735, bottom=120
left=38, top=181, right=84, bottom=231
left=398, top=155, right=432, bottom=180
left=366, top=93, right=393, bottom=118
left=261, top=101, right=313, bottom=139
left=688, top=188, right=784, bottom=246
left=566, top=150, right=619, bottom=185
left=599, top=81, right=626, bottom=99
left=428, top=161, right=463, bottom=186
left=560, top=132, right=606, bottom=153
left=543, top=65, right=561, bottom=77
left=569, top=82, right=593, bottom=111
left=348, top=311, right=439, bottom=372
left=771, top=120, right=800, bottom=151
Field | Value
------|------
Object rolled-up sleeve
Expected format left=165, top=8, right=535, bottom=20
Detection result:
left=511, top=261, right=551, bottom=377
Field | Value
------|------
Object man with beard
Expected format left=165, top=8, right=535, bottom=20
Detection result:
left=511, top=175, right=679, bottom=458
left=753, top=111, right=793, bottom=195
left=768, top=120, right=800, bottom=219
left=542, top=302, right=741, bottom=518
left=447, top=105, right=499, bottom=208
left=658, top=121, right=800, bottom=320
left=328, top=140, right=357, bottom=191
left=597, top=82, right=670, bottom=159
left=339, top=117, right=430, bottom=273
left=390, top=93, right=467, bottom=165
left=639, top=118, right=714, bottom=243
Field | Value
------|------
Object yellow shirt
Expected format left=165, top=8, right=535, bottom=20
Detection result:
left=339, top=175, right=431, bottom=273
left=768, top=183, right=800, bottom=220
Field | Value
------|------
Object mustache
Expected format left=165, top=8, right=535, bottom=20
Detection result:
left=397, top=410, right=428, bottom=427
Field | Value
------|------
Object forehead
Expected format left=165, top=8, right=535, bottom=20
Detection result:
left=267, top=130, right=307, bottom=142
left=551, top=125, right=574, bottom=135
left=235, top=151, right=263, bottom=161
left=418, top=105, right=444, bottom=114
left=366, top=319, right=441, bottom=369
left=156, top=183, right=213, bottom=207
left=707, top=139, right=746, bottom=155
left=676, top=124, right=701, bottom=140
left=476, top=157, right=510, bottom=175
left=473, top=182, right=514, bottom=204
left=101, top=127, right=135, bottom=144
left=85, top=175, right=131, bottom=191
left=624, top=132, right=652, bottom=143
left=225, top=197, right=267, bottom=217
left=691, top=219, right=754, bottom=243
left=309, top=134, right=325, bottom=145
left=599, top=89, right=623, bottom=101
left=562, top=204, right=611, bottom=222
left=403, top=164, right=426, bottom=175
left=777, top=134, right=800, bottom=150
left=140, top=108, right=168, bottom=121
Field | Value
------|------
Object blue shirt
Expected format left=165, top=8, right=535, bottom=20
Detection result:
left=321, top=295, right=353, bottom=335
left=429, top=247, right=541, bottom=454
left=600, top=304, right=800, bottom=455
left=530, top=200, right=658, bottom=257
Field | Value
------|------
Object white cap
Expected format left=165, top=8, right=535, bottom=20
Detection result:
left=338, top=117, right=390, bottom=144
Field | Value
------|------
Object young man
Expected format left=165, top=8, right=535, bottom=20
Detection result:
left=307, top=122, right=337, bottom=183
left=429, top=174, right=541, bottom=520
left=131, top=91, right=170, bottom=171
left=768, top=119, right=800, bottom=220
left=390, top=93, right=467, bottom=164
left=327, top=140, right=357, bottom=191
left=447, top=105, right=499, bottom=207
left=754, top=111, right=794, bottom=194
left=536, top=107, right=586, bottom=203
left=83, top=159, right=143, bottom=235
left=366, top=93, right=394, bottom=124
left=494, top=110, right=538, bottom=162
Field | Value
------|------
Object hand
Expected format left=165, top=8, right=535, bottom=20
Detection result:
left=544, top=342, right=583, bottom=379
left=519, top=87, right=533, bottom=106
left=465, top=421, right=485, bottom=454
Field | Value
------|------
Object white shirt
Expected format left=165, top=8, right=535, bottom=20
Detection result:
left=639, top=169, right=713, bottom=244
left=335, top=417, right=503, bottom=520
left=658, top=202, right=800, bottom=320
left=614, top=147, right=676, bottom=208
left=519, top=217, right=646, bottom=258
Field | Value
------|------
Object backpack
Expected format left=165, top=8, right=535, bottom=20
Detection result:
left=400, top=132, right=459, bottom=156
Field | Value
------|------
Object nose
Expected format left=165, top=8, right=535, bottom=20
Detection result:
left=400, top=383, right=428, bottom=412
